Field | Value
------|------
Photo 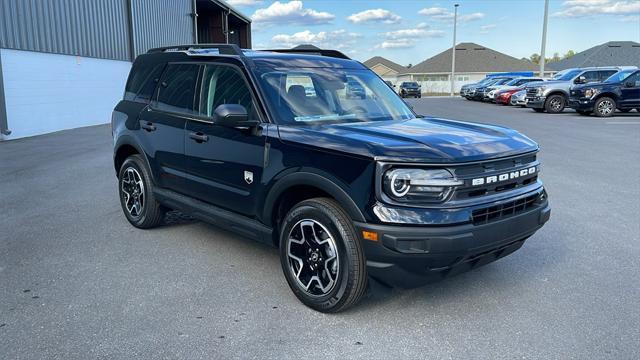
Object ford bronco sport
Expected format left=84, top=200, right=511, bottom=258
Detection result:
left=112, top=44, right=550, bottom=313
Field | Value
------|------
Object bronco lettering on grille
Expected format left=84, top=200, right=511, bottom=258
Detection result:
left=471, top=166, right=537, bottom=186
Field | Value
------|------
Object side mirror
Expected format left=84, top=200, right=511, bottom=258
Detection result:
left=212, top=104, right=258, bottom=128
left=624, top=81, right=635, bottom=88
left=574, top=75, right=587, bottom=84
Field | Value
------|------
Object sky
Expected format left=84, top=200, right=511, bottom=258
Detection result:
left=225, top=0, right=640, bottom=66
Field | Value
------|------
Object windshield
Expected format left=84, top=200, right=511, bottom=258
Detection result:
left=402, top=82, right=419, bottom=87
left=553, top=69, right=582, bottom=81
left=604, top=69, right=635, bottom=83
left=255, top=67, right=415, bottom=124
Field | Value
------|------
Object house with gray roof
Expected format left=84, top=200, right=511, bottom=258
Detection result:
left=362, top=56, right=407, bottom=83
left=397, top=42, right=542, bottom=94
left=547, top=41, right=640, bottom=71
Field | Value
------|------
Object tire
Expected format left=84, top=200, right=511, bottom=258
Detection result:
left=118, top=154, right=165, bottom=229
left=593, top=97, right=616, bottom=117
left=279, top=198, right=367, bottom=313
left=544, top=94, right=566, bottom=113
left=533, top=108, right=545, bottom=113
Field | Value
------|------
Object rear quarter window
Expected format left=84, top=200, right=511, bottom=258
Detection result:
left=124, top=62, right=165, bottom=103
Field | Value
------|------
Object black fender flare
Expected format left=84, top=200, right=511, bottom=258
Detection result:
left=113, top=136, right=152, bottom=178
left=262, top=171, right=366, bottom=226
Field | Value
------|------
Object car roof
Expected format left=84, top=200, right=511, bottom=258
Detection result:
left=137, top=46, right=366, bottom=70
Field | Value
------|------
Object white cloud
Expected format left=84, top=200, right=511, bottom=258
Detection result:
left=416, top=22, right=429, bottom=28
left=347, top=9, right=401, bottom=24
left=460, top=12, right=485, bottom=22
left=225, top=0, right=262, bottom=6
left=418, top=7, right=452, bottom=19
left=376, top=39, right=414, bottom=49
left=418, top=7, right=485, bottom=22
left=376, top=26, right=445, bottom=50
left=479, top=24, right=497, bottom=34
left=252, top=1, right=334, bottom=25
left=383, top=28, right=445, bottom=39
left=553, top=0, right=640, bottom=17
left=270, top=29, right=360, bottom=50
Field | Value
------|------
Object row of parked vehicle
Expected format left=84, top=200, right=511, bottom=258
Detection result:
left=459, top=66, right=640, bottom=117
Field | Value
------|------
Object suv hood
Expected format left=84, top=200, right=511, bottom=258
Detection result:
left=278, top=117, right=538, bottom=163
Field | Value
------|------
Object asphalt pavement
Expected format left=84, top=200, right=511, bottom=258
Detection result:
left=1, top=97, right=639, bottom=359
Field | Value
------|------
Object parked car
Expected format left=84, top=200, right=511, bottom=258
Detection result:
left=485, top=77, right=545, bottom=102
left=471, top=77, right=514, bottom=101
left=569, top=68, right=640, bottom=117
left=524, top=67, right=627, bottom=113
left=399, top=81, right=421, bottom=98
left=495, top=87, right=525, bottom=105
left=510, top=89, right=527, bottom=107
left=460, top=77, right=495, bottom=98
left=112, top=44, right=550, bottom=312
left=384, top=80, right=396, bottom=89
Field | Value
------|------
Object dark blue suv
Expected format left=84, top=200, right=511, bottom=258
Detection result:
left=569, top=69, right=640, bottom=117
left=112, top=45, right=550, bottom=312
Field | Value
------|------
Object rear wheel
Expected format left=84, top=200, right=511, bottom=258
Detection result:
left=593, top=97, right=616, bottom=117
left=545, top=94, right=566, bottom=113
left=279, top=198, right=367, bottom=313
left=118, top=155, right=165, bottom=229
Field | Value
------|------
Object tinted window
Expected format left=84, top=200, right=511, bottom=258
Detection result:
left=604, top=69, right=635, bottom=83
left=124, top=62, right=165, bottom=102
left=580, top=71, right=599, bottom=83
left=624, top=72, right=640, bottom=87
left=198, top=65, right=255, bottom=119
left=155, top=64, right=199, bottom=114
left=598, top=70, right=617, bottom=81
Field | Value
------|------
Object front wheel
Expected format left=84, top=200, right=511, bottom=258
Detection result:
left=279, top=198, right=367, bottom=313
left=545, top=94, right=566, bottom=113
left=593, top=97, right=616, bottom=117
left=118, top=155, right=165, bottom=228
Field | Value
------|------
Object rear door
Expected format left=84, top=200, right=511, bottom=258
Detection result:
left=619, top=72, right=640, bottom=108
left=183, top=63, right=267, bottom=216
left=137, top=63, right=199, bottom=192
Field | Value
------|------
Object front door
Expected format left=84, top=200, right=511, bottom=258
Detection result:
left=619, top=72, right=640, bottom=108
left=183, top=63, right=267, bottom=217
left=137, top=63, right=199, bottom=193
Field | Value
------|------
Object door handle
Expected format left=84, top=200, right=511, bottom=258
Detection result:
left=141, top=121, right=156, bottom=132
left=189, top=132, right=209, bottom=143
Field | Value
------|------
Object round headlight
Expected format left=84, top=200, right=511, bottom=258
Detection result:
left=390, top=172, right=411, bottom=197
left=383, top=168, right=463, bottom=203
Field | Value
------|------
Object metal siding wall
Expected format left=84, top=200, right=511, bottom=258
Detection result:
left=0, top=0, right=130, bottom=60
left=130, top=0, right=193, bottom=58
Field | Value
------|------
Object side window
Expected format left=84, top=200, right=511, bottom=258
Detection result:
left=625, top=73, right=640, bottom=87
left=124, top=62, right=165, bottom=102
left=154, top=64, right=199, bottom=114
left=198, top=65, right=256, bottom=119
left=581, top=71, right=599, bottom=83
left=598, top=70, right=617, bottom=81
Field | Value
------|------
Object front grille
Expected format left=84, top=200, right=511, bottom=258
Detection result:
left=526, top=88, right=539, bottom=97
left=472, top=194, right=539, bottom=225
left=451, top=153, right=539, bottom=200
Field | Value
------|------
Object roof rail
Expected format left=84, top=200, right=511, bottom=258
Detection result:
left=147, top=43, right=243, bottom=56
left=263, top=49, right=351, bottom=60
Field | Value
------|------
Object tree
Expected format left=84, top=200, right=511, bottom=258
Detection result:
left=529, top=53, right=541, bottom=64
left=563, top=50, right=575, bottom=59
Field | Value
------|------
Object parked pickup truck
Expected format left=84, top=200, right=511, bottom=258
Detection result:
left=112, top=44, right=551, bottom=312
left=525, top=67, right=625, bottom=113
left=569, top=68, right=640, bottom=117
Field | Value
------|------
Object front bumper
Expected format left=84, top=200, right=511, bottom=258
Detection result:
left=568, top=98, right=594, bottom=111
left=525, top=96, right=545, bottom=109
left=402, top=89, right=421, bottom=96
left=356, top=192, right=550, bottom=288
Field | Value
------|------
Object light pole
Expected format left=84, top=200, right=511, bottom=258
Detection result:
left=539, top=0, right=549, bottom=77
left=450, top=3, right=459, bottom=96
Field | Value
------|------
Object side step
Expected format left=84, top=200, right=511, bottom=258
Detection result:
left=153, top=188, right=273, bottom=246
